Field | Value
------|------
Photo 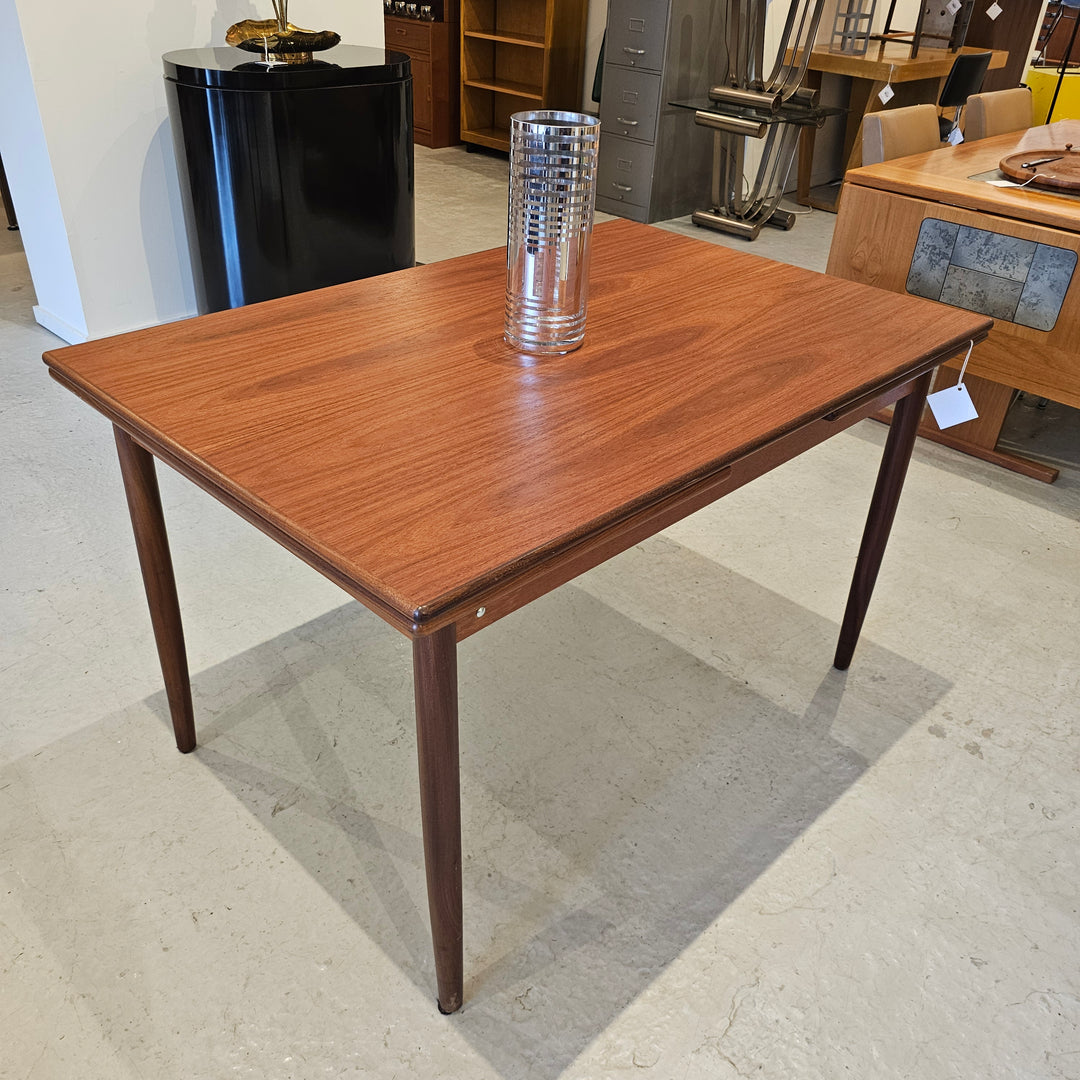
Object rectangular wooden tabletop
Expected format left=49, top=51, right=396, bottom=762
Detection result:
left=844, top=120, right=1080, bottom=233
left=43, top=220, right=988, bottom=638
left=794, top=43, right=1007, bottom=83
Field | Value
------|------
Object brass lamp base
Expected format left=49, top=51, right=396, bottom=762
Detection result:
left=226, top=19, right=340, bottom=64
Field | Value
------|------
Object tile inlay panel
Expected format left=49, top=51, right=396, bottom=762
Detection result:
left=907, top=218, right=1077, bottom=332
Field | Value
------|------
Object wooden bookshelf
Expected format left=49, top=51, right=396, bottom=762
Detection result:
left=460, top=0, right=589, bottom=151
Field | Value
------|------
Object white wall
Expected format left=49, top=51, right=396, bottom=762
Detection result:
left=0, top=0, right=87, bottom=341
left=0, top=0, right=383, bottom=343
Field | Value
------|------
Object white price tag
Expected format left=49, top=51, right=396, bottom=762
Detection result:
left=987, top=1, right=1002, bottom=19
left=878, top=83, right=895, bottom=105
left=928, top=383, right=979, bottom=428
left=946, top=0, right=961, bottom=15
left=926, top=341, right=979, bottom=429
left=947, top=126, right=965, bottom=145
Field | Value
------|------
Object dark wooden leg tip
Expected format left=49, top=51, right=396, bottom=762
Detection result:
left=437, top=993, right=462, bottom=1015
left=173, top=713, right=197, bottom=754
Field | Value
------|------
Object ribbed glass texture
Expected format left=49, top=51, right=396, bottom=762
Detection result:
left=504, top=111, right=600, bottom=354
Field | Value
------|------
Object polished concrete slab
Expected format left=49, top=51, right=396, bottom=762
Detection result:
left=2, top=149, right=1079, bottom=1079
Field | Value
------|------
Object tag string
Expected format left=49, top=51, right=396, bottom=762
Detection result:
left=1013, top=173, right=1049, bottom=188
left=957, top=340, right=973, bottom=385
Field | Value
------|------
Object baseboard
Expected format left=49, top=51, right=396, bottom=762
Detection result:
left=33, top=305, right=88, bottom=344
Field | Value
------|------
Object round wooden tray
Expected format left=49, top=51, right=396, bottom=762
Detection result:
left=999, top=147, right=1080, bottom=191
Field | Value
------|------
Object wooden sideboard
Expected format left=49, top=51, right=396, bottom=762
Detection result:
left=386, top=6, right=461, bottom=148
left=828, top=121, right=1080, bottom=483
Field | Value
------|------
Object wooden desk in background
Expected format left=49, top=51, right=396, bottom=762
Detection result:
left=42, top=221, right=987, bottom=1014
left=828, top=120, right=1080, bottom=482
left=795, top=43, right=1007, bottom=211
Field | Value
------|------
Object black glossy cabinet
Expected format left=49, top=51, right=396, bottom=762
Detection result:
left=164, top=46, right=415, bottom=313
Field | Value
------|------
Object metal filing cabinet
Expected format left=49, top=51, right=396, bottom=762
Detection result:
left=596, top=0, right=722, bottom=222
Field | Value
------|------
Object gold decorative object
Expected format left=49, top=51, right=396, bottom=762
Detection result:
left=226, top=0, right=340, bottom=64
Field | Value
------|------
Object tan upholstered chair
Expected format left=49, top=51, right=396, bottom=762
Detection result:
left=861, top=104, right=942, bottom=166
left=964, top=87, right=1034, bottom=142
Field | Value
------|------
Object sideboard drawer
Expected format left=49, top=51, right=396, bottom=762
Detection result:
left=386, top=17, right=432, bottom=55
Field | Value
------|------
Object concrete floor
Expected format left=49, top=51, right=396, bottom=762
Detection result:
left=3, top=146, right=1079, bottom=1079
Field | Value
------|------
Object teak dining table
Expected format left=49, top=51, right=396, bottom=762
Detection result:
left=43, top=220, right=989, bottom=1013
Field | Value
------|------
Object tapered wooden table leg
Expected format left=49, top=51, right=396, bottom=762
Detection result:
left=114, top=426, right=196, bottom=752
left=413, top=623, right=463, bottom=1013
left=834, top=370, right=934, bottom=671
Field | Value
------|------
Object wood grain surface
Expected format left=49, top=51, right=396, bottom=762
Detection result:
left=843, top=120, right=1080, bottom=234
left=44, top=220, right=988, bottom=636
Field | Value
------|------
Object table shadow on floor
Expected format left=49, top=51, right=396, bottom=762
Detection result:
left=173, top=532, right=951, bottom=1077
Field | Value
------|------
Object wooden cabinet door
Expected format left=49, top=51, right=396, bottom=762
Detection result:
left=413, top=56, right=433, bottom=133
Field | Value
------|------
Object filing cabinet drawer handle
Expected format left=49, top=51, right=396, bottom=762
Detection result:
left=623, top=47, right=646, bottom=54
left=616, top=116, right=639, bottom=126
left=612, top=181, right=633, bottom=191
